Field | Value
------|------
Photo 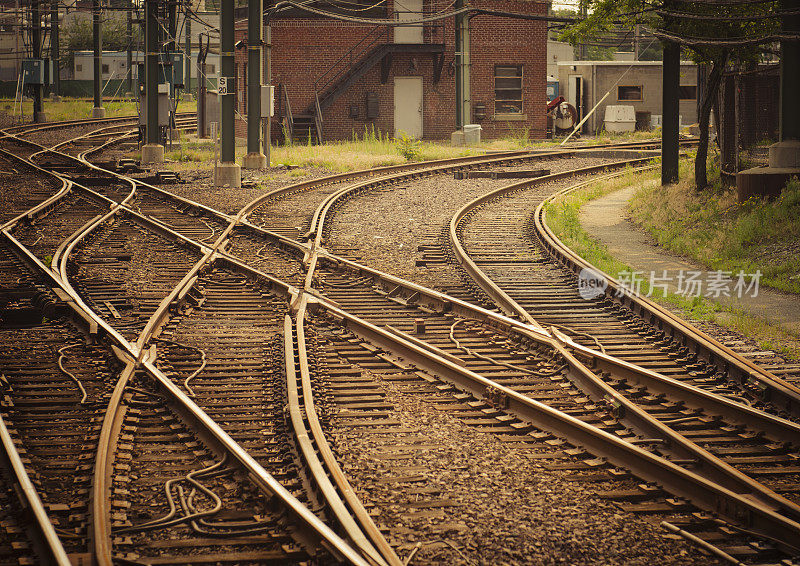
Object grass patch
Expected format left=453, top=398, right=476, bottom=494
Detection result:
left=545, top=164, right=800, bottom=362
left=269, top=126, right=483, bottom=171
left=629, top=158, right=800, bottom=294
left=0, top=96, right=196, bottom=122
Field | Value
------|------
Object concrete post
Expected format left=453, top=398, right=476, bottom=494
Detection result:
left=92, top=0, right=105, bottom=118
left=264, top=24, right=271, bottom=167
left=32, top=0, right=45, bottom=122
left=661, top=41, right=680, bottom=184
left=243, top=0, right=266, bottom=170
left=50, top=0, right=60, bottom=101
left=141, top=0, right=163, bottom=164
left=215, top=0, right=241, bottom=187
left=454, top=0, right=463, bottom=129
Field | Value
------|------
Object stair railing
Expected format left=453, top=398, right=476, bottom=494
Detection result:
left=313, top=25, right=390, bottom=103
left=314, top=91, right=324, bottom=145
left=281, top=83, right=294, bottom=143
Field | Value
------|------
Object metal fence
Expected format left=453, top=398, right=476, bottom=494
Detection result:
left=717, top=64, right=779, bottom=176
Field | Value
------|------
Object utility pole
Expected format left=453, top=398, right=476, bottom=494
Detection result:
left=50, top=0, right=60, bottom=101
left=768, top=0, right=800, bottom=168
left=243, top=0, right=266, bottom=169
left=126, top=1, right=133, bottom=96
left=142, top=0, right=164, bottom=164
left=92, top=0, right=105, bottom=118
left=185, top=3, right=192, bottom=98
left=634, top=24, right=640, bottom=61
left=661, top=41, right=680, bottom=184
left=32, top=0, right=45, bottom=122
left=215, top=0, right=241, bottom=187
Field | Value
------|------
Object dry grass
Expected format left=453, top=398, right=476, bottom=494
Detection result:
left=629, top=158, right=800, bottom=294
left=545, top=163, right=800, bottom=361
left=0, top=97, right=197, bottom=123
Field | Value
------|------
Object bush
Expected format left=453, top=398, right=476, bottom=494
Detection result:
left=394, top=132, right=421, bottom=161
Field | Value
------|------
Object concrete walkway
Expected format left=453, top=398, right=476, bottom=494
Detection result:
left=579, top=184, right=800, bottom=334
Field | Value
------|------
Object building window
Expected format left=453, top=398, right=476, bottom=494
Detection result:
left=207, top=64, right=216, bottom=75
left=617, top=85, right=643, bottom=101
left=495, top=65, right=523, bottom=115
left=76, top=64, right=82, bottom=72
left=102, top=64, right=109, bottom=74
left=679, top=85, right=697, bottom=100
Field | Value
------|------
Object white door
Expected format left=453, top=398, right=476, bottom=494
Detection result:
left=568, top=75, right=583, bottom=121
left=394, top=0, right=423, bottom=44
left=394, top=77, right=423, bottom=139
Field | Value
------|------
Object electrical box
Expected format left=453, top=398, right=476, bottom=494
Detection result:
left=261, top=85, right=274, bottom=118
left=366, top=92, right=379, bottom=119
left=138, top=62, right=171, bottom=94
left=22, top=59, right=45, bottom=85
left=168, top=52, right=184, bottom=87
left=139, top=93, right=171, bottom=127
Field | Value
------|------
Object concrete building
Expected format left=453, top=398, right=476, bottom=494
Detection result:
left=73, top=50, right=142, bottom=82
left=547, top=40, right=573, bottom=81
left=0, top=3, right=21, bottom=81
left=0, top=1, right=220, bottom=90
left=234, top=0, right=549, bottom=142
left=557, top=60, right=698, bottom=133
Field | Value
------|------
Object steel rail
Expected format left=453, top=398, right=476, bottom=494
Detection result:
left=1, top=123, right=371, bottom=565
left=20, top=124, right=800, bottom=556
left=0, top=414, right=72, bottom=565
left=533, top=172, right=800, bottom=416
left=55, top=141, right=800, bottom=474
left=193, top=241, right=800, bottom=555
left=47, top=193, right=367, bottom=565
left=442, top=166, right=800, bottom=549
left=15, top=128, right=800, bottom=468
left=286, top=296, right=402, bottom=566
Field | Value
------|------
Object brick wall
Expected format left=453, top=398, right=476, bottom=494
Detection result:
left=469, top=0, right=548, bottom=139
left=233, top=0, right=548, bottom=141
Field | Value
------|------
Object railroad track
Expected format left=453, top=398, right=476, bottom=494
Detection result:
left=3, top=113, right=798, bottom=564
left=1, top=117, right=396, bottom=564
left=71, top=129, right=800, bottom=560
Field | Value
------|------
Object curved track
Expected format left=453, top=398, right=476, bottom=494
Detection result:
left=1, top=114, right=798, bottom=564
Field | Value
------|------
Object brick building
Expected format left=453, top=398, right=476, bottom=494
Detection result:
left=234, top=0, right=548, bottom=142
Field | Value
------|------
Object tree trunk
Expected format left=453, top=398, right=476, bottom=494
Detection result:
left=695, top=50, right=728, bottom=189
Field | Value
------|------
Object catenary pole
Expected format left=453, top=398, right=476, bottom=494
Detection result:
left=92, top=0, right=105, bottom=118
left=50, top=0, right=60, bottom=100
left=142, top=0, right=164, bottom=164
left=32, top=0, right=43, bottom=122
left=215, top=0, right=242, bottom=186
left=127, top=1, right=133, bottom=95
left=244, top=0, right=266, bottom=169
left=185, top=3, right=192, bottom=97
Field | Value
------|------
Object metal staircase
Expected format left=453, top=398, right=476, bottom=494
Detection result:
left=278, top=22, right=445, bottom=145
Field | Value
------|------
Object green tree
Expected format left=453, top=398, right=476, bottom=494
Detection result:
left=560, top=0, right=777, bottom=188
left=60, top=12, right=141, bottom=72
